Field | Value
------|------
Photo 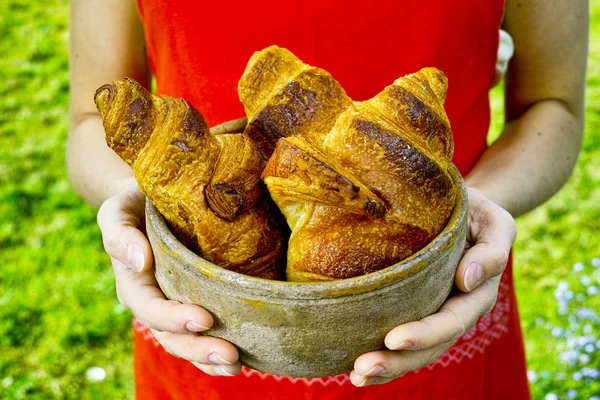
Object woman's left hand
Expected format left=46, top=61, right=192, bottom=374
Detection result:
left=350, top=187, right=517, bottom=387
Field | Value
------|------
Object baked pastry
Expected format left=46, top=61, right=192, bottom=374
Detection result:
left=239, top=46, right=353, bottom=158
left=241, top=47, right=457, bottom=281
left=95, top=78, right=286, bottom=279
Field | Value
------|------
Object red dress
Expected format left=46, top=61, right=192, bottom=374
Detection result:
left=132, top=1, right=531, bottom=398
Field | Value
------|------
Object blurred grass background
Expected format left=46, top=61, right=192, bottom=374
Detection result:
left=0, top=1, right=598, bottom=398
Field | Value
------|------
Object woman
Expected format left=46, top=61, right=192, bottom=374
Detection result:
left=67, top=0, right=588, bottom=398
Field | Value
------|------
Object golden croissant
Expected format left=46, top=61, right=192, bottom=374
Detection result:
left=239, top=46, right=457, bottom=281
left=94, top=78, right=286, bottom=280
left=239, top=46, right=353, bottom=159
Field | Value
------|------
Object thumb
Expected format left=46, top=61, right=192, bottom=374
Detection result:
left=97, top=186, right=153, bottom=273
left=455, top=188, right=516, bottom=292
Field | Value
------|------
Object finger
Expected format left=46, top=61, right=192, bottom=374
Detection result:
left=351, top=342, right=451, bottom=387
left=151, top=329, right=240, bottom=371
left=383, top=276, right=501, bottom=351
left=113, top=259, right=214, bottom=333
left=99, top=189, right=214, bottom=334
left=97, top=189, right=153, bottom=272
left=456, top=191, right=516, bottom=292
left=191, top=362, right=243, bottom=377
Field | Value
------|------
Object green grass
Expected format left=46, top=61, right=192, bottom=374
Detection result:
left=0, top=1, right=133, bottom=398
left=0, top=1, right=599, bottom=398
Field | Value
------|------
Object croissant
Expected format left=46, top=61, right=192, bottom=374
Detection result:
left=240, top=47, right=457, bottom=281
left=239, top=46, right=353, bottom=158
left=94, top=78, right=286, bottom=280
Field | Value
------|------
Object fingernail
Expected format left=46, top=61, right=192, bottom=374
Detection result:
left=364, top=364, right=385, bottom=376
left=390, top=340, right=414, bottom=350
left=126, top=243, right=144, bottom=272
left=208, top=352, right=233, bottom=365
left=465, top=262, right=483, bottom=291
left=213, top=365, right=235, bottom=377
left=186, top=321, right=209, bottom=333
left=354, top=375, right=371, bottom=387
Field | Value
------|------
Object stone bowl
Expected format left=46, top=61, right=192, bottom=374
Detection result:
left=145, top=119, right=468, bottom=378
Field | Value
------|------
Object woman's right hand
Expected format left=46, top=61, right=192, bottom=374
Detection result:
left=97, top=180, right=242, bottom=377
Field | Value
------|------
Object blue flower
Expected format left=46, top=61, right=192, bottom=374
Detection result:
left=527, top=370, right=538, bottom=382
left=535, top=259, right=599, bottom=397
left=552, top=327, right=564, bottom=338
left=584, top=368, right=599, bottom=379
left=576, top=336, right=592, bottom=347
left=540, top=370, right=550, bottom=379
left=561, top=350, right=578, bottom=365
left=555, top=289, right=567, bottom=301
left=576, top=309, right=597, bottom=320
left=581, top=275, right=592, bottom=286
left=570, top=322, right=580, bottom=331
left=565, top=290, right=574, bottom=300
left=558, top=307, right=568, bottom=316
left=565, top=330, right=574, bottom=339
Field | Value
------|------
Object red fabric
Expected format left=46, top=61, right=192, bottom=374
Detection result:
left=134, top=260, right=529, bottom=400
left=133, top=0, right=531, bottom=398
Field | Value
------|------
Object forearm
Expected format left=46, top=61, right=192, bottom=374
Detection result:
left=68, top=0, right=149, bottom=207
left=478, top=0, right=589, bottom=216
left=465, top=99, right=582, bottom=217
left=67, top=114, right=134, bottom=208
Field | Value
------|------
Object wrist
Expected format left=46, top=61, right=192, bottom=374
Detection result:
left=464, top=178, right=514, bottom=215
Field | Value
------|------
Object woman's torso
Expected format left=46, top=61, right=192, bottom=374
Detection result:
left=132, top=1, right=530, bottom=398
left=138, top=0, right=504, bottom=175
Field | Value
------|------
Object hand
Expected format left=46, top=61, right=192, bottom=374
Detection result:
left=349, top=187, right=516, bottom=387
left=97, top=180, right=242, bottom=377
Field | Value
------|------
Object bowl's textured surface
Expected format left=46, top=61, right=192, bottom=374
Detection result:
left=146, top=166, right=467, bottom=378
left=145, top=118, right=468, bottom=377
